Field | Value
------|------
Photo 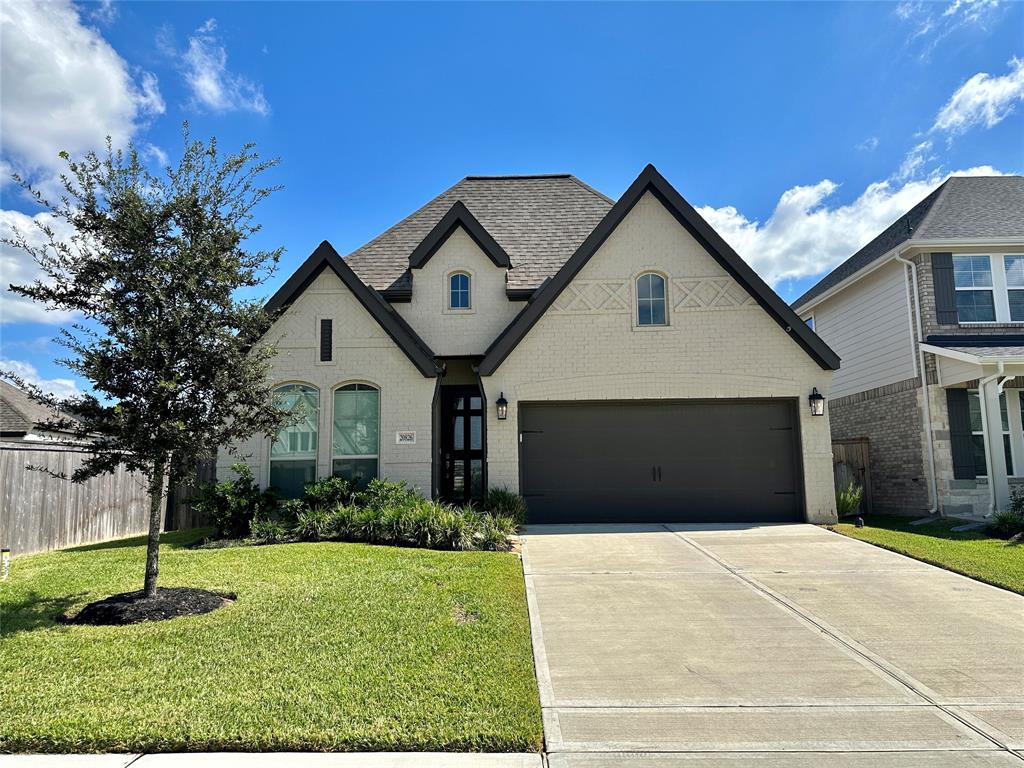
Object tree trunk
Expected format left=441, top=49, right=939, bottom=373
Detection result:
left=143, top=454, right=168, bottom=598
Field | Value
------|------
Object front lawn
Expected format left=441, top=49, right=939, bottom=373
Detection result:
left=0, top=529, right=542, bottom=753
left=833, top=515, right=1024, bottom=595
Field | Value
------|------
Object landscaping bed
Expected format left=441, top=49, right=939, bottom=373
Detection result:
left=0, top=528, right=543, bottom=753
left=833, top=514, right=1024, bottom=595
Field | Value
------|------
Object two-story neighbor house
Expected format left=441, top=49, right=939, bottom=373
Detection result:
left=793, top=176, right=1024, bottom=518
left=221, top=165, right=840, bottom=524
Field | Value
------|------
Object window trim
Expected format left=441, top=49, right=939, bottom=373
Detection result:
left=634, top=271, right=669, bottom=329
left=446, top=270, right=473, bottom=313
left=954, top=254, right=1024, bottom=325
left=331, top=381, right=381, bottom=483
left=968, top=387, right=1020, bottom=478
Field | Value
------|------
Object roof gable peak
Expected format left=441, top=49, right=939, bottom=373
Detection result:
left=408, top=201, right=511, bottom=270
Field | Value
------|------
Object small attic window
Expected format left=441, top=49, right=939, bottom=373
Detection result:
left=449, top=272, right=471, bottom=310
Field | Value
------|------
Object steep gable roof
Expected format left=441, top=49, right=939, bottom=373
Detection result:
left=344, top=175, right=612, bottom=295
left=793, top=175, right=1024, bottom=310
left=265, top=241, right=440, bottom=377
left=479, top=165, right=840, bottom=375
left=408, top=201, right=511, bottom=270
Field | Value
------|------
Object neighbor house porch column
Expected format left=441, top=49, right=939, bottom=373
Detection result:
left=980, top=375, right=1011, bottom=513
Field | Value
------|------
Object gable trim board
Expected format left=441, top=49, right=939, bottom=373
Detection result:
left=408, top=201, right=512, bottom=270
left=264, top=241, right=440, bottom=377
left=478, top=164, right=840, bottom=376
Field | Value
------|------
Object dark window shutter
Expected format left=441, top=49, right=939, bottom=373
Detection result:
left=946, top=388, right=975, bottom=480
left=931, top=252, right=958, bottom=325
left=319, top=319, right=332, bottom=362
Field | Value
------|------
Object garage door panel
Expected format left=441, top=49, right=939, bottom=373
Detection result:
left=520, top=400, right=803, bottom=524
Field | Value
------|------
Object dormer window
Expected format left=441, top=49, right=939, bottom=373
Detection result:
left=449, top=272, right=471, bottom=310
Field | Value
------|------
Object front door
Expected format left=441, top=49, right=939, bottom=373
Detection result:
left=440, top=385, right=485, bottom=504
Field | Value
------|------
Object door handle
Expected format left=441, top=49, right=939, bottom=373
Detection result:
left=652, top=466, right=656, bottom=481
left=657, top=466, right=662, bottom=482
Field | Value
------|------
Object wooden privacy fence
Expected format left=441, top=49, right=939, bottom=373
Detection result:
left=832, top=438, right=872, bottom=515
left=0, top=441, right=151, bottom=556
left=1, top=442, right=217, bottom=556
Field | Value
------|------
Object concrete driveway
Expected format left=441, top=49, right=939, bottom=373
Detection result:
left=521, top=523, right=1024, bottom=767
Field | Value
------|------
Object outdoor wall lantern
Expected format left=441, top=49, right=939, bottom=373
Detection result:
left=809, top=387, right=825, bottom=416
left=496, top=392, right=508, bottom=420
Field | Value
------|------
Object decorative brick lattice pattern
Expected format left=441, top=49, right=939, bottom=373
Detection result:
left=551, top=280, right=631, bottom=314
left=672, top=278, right=756, bottom=311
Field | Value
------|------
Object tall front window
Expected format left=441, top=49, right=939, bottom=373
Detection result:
left=270, top=384, right=319, bottom=499
left=449, top=272, right=471, bottom=309
left=968, top=389, right=1013, bottom=477
left=953, top=255, right=1024, bottom=323
left=333, top=383, right=380, bottom=489
left=636, top=273, right=667, bottom=326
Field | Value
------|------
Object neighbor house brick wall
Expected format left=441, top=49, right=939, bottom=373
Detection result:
left=218, top=269, right=436, bottom=494
left=480, top=192, right=837, bottom=523
left=829, top=377, right=930, bottom=514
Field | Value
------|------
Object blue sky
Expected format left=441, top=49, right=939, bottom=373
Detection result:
left=1, top=0, right=1022, bottom=395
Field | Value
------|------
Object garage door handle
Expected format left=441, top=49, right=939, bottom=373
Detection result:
left=657, top=466, right=662, bottom=481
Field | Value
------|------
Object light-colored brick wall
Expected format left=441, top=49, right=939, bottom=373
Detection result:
left=218, top=268, right=436, bottom=495
left=480, top=192, right=838, bottom=523
left=394, top=227, right=522, bottom=355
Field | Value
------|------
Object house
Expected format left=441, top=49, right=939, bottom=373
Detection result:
left=793, top=175, right=1024, bottom=518
left=0, top=380, right=78, bottom=442
left=221, top=165, right=840, bottom=524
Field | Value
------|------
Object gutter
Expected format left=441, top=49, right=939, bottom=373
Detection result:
left=894, top=253, right=938, bottom=514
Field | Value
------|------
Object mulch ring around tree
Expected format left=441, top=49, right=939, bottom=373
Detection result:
left=64, top=587, right=235, bottom=626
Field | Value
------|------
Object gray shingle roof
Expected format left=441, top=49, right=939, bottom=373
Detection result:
left=793, top=175, right=1024, bottom=309
left=344, top=175, right=614, bottom=292
left=0, top=381, right=66, bottom=434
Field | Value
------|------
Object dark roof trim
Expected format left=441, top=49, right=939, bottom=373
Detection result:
left=265, top=241, right=440, bottom=377
left=479, top=164, right=841, bottom=375
left=380, top=284, right=412, bottom=303
left=926, top=334, right=1024, bottom=348
left=505, top=287, right=535, bottom=301
left=408, top=201, right=511, bottom=270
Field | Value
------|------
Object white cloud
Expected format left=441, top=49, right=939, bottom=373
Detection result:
left=181, top=18, right=270, bottom=115
left=931, top=57, right=1024, bottom=137
left=89, top=0, right=118, bottom=25
left=896, top=140, right=935, bottom=181
left=0, top=358, right=80, bottom=399
left=698, top=166, right=1007, bottom=288
left=0, top=209, right=78, bottom=325
left=0, top=0, right=163, bottom=179
left=857, top=136, right=880, bottom=152
left=895, top=0, right=1004, bottom=55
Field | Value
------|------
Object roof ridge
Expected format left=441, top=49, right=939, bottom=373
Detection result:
left=462, top=173, right=573, bottom=180
left=566, top=174, right=616, bottom=205
left=912, top=178, right=952, bottom=239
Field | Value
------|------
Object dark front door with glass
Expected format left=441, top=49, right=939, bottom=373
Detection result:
left=440, top=386, right=485, bottom=503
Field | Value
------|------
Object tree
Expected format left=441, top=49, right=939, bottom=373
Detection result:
left=4, top=126, right=288, bottom=597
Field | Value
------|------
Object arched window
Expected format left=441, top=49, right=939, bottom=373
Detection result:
left=449, top=272, right=471, bottom=309
left=333, top=383, right=380, bottom=489
left=270, top=384, right=319, bottom=499
left=636, top=273, right=667, bottom=326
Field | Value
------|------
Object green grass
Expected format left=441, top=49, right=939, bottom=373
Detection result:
left=0, top=529, right=542, bottom=753
left=833, top=514, right=1024, bottom=595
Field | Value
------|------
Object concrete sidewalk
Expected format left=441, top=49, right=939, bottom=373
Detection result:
left=6, top=754, right=543, bottom=767
left=522, top=522, right=1024, bottom=767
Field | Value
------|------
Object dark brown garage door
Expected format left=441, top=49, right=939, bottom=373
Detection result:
left=519, top=400, right=803, bottom=524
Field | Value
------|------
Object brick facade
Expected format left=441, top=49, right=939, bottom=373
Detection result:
left=829, top=378, right=930, bottom=514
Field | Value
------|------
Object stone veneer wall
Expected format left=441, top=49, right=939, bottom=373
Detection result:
left=829, top=377, right=930, bottom=514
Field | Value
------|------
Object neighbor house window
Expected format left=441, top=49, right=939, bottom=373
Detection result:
left=953, top=255, right=1024, bottom=323
left=449, top=272, right=471, bottom=309
left=270, top=384, right=319, bottom=499
left=636, top=273, right=667, bottom=326
left=332, top=383, right=379, bottom=489
left=968, top=389, right=1013, bottom=477
left=804, top=315, right=815, bottom=331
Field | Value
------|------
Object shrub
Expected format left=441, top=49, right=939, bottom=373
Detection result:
left=193, top=463, right=277, bottom=539
left=835, top=481, right=863, bottom=518
left=478, top=513, right=517, bottom=551
left=483, top=487, right=528, bottom=524
left=278, top=498, right=306, bottom=524
left=990, top=508, right=1024, bottom=539
left=250, top=517, right=288, bottom=544
left=295, top=506, right=335, bottom=542
left=356, top=478, right=420, bottom=511
left=303, top=476, right=355, bottom=509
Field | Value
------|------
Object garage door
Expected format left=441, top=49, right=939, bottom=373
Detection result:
left=519, top=400, right=803, bottom=523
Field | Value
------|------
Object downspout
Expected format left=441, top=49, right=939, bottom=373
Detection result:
left=977, top=361, right=1005, bottom=515
left=895, top=254, right=938, bottom=513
